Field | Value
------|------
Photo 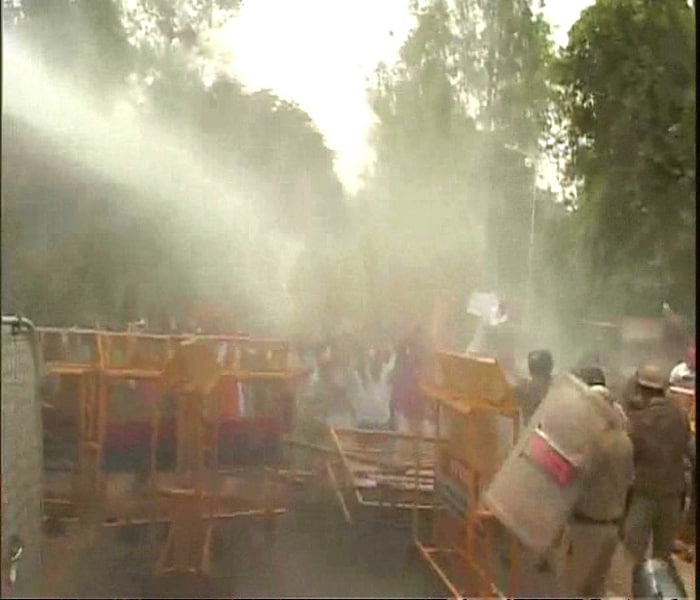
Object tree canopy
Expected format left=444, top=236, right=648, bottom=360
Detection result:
left=2, top=0, right=346, bottom=332
left=554, top=0, right=696, bottom=318
left=357, top=0, right=553, bottom=335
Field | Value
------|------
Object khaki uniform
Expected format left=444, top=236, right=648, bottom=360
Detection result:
left=623, top=394, right=690, bottom=560
left=485, top=377, right=635, bottom=598
left=555, top=388, right=634, bottom=597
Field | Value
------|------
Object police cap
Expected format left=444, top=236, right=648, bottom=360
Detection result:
left=635, top=363, right=667, bottom=391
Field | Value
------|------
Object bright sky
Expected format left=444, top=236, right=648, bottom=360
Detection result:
left=220, top=0, right=595, bottom=195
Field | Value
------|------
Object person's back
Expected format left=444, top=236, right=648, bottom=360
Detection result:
left=392, top=330, right=433, bottom=437
left=515, top=349, right=553, bottom=427
left=627, top=391, right=689, bottom=497
left=358, top=350, right=395, bottom=428
left=515, top=378, right=549, bottom=425
left=392, top=346, right=423, bottom=419
left=623, top=363, right=692, bottom=569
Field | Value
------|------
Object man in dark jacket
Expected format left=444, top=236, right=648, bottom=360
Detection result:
left=623, top=363, right=692, bottom=562
left=514, top=349, right=554, bottom=428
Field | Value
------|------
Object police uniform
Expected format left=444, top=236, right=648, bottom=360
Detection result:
left=623, top=367, right=691, bottom=562
left=556, top=386, right=634, bottom=596
left=484, top=375, right=634, bottom=598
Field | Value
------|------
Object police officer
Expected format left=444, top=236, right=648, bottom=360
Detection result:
left=485, top=371, right=634, bottom=597
left=623, top=364, right=692, bottom=563
left=573, top=366, right=629, bottom=432
left=514, top=350, right=554, bottom=428
left=555, top=369, right=635, bottom=597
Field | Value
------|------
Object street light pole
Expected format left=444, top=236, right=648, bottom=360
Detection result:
left=525, top=157, right=538, bottom=333
left=504, top=145, right=538, bottom=330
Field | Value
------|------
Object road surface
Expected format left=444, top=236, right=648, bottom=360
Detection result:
left=41, top=490, right=696, bottom=598
left=42, top=494, right=444, bottom=598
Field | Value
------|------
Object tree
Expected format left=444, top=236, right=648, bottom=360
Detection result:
left=555, top=0, right=696, bottom=317
left=3, top=0, right=348, bottom=332
left=121, top=0, right=347, bottom=239
left=359, top=0, right=554, bottom=331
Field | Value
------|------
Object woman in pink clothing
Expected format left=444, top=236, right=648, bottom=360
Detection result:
left=391, top=327, right=435, bottom=439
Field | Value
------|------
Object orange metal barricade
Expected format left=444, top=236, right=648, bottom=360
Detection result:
left=37, top=328, right=308, bottom=529
left=668, top=385, right=695, bottom=552
left=413, top=352, right=522, bottom=600
left=324, top=427, right=438, bottom=525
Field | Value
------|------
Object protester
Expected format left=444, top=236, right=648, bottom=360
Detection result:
left=573, top=365, right=629, bottom=432
left=353, top=346, right=394, bottom=429
left=513, top=349, right=554, bottom=428
left=392, top=327, right=434, bottom=439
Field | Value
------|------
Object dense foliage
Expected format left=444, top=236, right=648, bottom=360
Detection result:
left=360, top=0, right=695, bottom=342
left=2, top=0, right=346, bottom=331
left=553, top=0, right=696, bottom=319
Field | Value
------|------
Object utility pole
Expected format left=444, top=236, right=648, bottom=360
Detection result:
left=503, top=144, right=538, bottom=331
left=524, top=154, right=537, bottom=332
left=484, top=137, right=501, bottom=294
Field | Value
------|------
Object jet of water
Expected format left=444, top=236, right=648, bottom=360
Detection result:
left=3, top=35, right=302, bottom=330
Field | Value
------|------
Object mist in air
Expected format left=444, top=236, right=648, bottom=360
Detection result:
left=3, top=32, right=305, bottom=333
left=0, top=5, right=555, bottom=355
left=2, top=0, right=694, bottom=370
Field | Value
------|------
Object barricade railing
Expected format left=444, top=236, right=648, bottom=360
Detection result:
left=324, top=426, right=438, bottom=525
left=413, top=351, right=521, bottom=600
left=37, top=328, right=309, bottom=530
